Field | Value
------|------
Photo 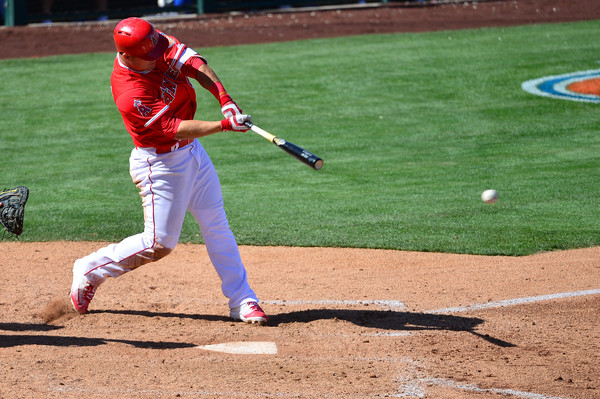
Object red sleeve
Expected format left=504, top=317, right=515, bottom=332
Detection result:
left=115, top=87, right=182, bottom=145
left=162, top=36, right=207, bottom=79
left=180, top=55, right=207, bottom=79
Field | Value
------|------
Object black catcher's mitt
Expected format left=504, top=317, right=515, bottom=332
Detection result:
left=0, top=186, right=29, bottom=238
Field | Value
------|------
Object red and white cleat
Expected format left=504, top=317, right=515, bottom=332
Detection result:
left=70, top=265, right=97, bottom=314
left=230, top=300, right=268, bottom=325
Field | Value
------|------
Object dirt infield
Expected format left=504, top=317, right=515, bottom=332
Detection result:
left=1, top=242, right=599, bottom=398
left=2, top=0, right=600, bottom=59
left=1, top=1, right=600, bottom=398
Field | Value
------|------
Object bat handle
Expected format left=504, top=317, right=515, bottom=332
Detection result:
left=245, top=122, right=277, bottom=142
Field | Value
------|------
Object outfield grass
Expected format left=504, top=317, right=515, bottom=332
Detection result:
left=1, top=20, right=599, bottom=255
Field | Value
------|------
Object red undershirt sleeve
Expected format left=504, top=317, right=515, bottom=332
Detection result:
left=181, top=55, right=207, bottom=79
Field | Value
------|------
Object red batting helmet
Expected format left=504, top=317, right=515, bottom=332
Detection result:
left=113, top=17, right=169, bottom=61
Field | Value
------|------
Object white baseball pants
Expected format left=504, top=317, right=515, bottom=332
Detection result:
left=73, top=139, right=258, bottom=308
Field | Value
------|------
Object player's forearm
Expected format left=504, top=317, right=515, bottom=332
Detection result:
left=195, top=64, right=221, bottom=91
left=195, top=64, right=237, bottom=109
left=174, top=120, right=223, bottom=140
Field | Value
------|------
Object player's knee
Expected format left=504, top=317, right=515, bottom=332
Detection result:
left=152, top=244, right=172, bottom=260
left=142, top=243, right=172, bottom=263
left=121, top=244, right=173, bottom=270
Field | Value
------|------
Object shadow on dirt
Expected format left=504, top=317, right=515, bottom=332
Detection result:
left=0, top=320, right=196, bottom=349
left=0, top=333, right=196, bottom=349
left=96, top=309, right=232, bottom=322
left=271, top=309, right=515, bottom=347
left=100, top=308, right=515, bottom=347
left=0, top=322, right=63, bottom=332
left=89, top=308, right=515, bottom=347
left=0, top=309, right=514, bottom=348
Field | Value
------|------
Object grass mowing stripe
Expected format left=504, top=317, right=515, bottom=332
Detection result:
left=1, top=21, right=599, bottom=254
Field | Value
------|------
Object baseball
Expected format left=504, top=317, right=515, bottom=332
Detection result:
left=481, top=189, right=498, bottom=204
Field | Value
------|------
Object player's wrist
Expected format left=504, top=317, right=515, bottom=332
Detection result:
left=219, top=94, right=233, bottom=107
left=220, top=118, right=232, bottom=131
left=209, top=82, right=232, bottom=107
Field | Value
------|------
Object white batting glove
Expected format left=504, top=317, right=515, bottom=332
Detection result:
left=221, top=114, right=251, bottom=132
left=221, top=100, right=243, bottom=119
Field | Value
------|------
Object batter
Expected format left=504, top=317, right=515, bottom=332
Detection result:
left=70, top=17, right=268, bottom=325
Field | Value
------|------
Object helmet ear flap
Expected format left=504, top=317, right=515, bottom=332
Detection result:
left=113, top=17, right=168, bottom=61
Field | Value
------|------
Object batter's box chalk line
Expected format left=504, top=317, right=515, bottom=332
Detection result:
left=423, top=378, right=575, bottom=399
left=393, top=358, right=575, bottom=399
left=426, top=288, right=600, bottom=314
left=264, top=299, right=406, bottom=310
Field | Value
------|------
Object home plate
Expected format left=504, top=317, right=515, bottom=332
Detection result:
left=195, top=341, right=277, bottom=355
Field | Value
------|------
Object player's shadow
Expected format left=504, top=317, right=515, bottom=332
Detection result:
left=0, top=322, right=196, bottom=349
left=0, top=322, right=63, bottom=332
left=92, top=309, right=513, bottom=347
left=96, top=309, right=231, bottom=323
left=0, top=334, right=197, bottom=349
left=270, top=309, right=515, bottom=347
left=4, top=309, right=512, bottom=348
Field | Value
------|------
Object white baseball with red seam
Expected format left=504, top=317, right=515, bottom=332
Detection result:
left=481, top=189, right=498, bottom=204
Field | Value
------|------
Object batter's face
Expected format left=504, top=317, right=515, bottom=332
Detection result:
left=119, top=52, right=156, bottom=71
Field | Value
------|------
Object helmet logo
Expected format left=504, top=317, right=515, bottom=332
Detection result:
left=151, top=31, right=159, bottom=48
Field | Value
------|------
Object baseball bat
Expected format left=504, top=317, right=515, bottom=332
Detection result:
left=244, top=122, right=324, bottom=170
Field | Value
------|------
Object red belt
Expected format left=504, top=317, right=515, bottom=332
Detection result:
left=153, top=139, right=193, bottom=154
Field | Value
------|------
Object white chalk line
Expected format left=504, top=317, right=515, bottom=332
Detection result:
left=390, top=359, right=576, bottom=399
left=263, top=290, right=599, bottom=398
left=49, top=290, right=598, bottom=398
left=426, top=288, right=600, bottom=314
left=392, top=377, right=576, bottom=399
left=48, top=355, right=577, bottom=399
left=264, top=288, right=600, bottom=314
left=423, top=378, right=574, bottom=399
left=392, top=289, right=600, bottom=399
left=264, top=299, right=406, bottom=310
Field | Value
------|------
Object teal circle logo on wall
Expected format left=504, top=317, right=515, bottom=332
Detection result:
left=522, top=69, right=600, bottom=103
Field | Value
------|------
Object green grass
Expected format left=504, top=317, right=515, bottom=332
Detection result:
left=1, top=20, right=599, bottom=255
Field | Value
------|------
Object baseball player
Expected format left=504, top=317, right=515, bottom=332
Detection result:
left=70, top=17, right=268, bottom=325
